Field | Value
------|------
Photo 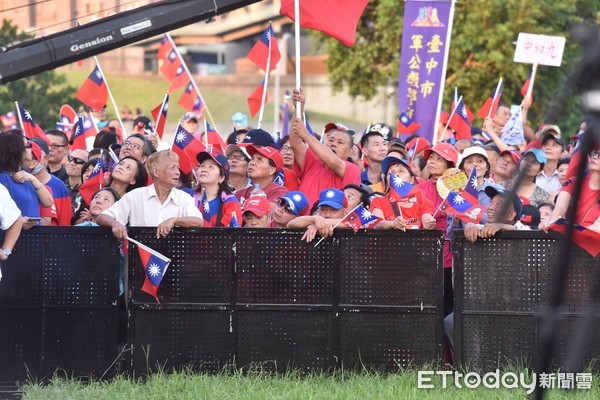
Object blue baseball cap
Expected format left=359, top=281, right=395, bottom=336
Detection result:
left=381, top=155, right=413, bottom=178
left=317, top=188, right=348, bottom=210
left=279, top=191, right=309, bottom=216
left=242, top=128, right=275, bottom=147
left=523, top=148, right=546, bottom=166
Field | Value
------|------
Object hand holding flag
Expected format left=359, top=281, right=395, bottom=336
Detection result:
left=341, top=204, right=383, bottom=233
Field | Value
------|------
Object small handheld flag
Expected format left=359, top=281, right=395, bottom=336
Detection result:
left=75, top=66, right=109, bottom=111
left=171, top=123, right=206, bottom=174
left=129, top=237, right=172, bottom=303
left=247, top=23, right=281, bottom=72
left=397, top=112, right=421, bottom=135
left=151, top=93, right=169, bottom=139
left=341, top=204, right=382, bottom=233
left=15, top=102, right=50, bottom=144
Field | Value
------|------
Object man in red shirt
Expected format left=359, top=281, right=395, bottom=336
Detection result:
left=235, top=146, right=289, bottom=209
left=289, top=89, right=361, bottom=208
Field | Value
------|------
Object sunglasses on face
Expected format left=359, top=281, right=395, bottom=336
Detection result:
left=67, top=155, right=86, bottom=165
left=278, top=200, right=294, bottom=214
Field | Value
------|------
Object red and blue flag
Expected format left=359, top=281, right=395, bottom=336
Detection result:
left=171, top=123, right=206, bottom=174
left=1, top=111, right=18, bottom=130
left=79, top=157, right=106, bottom=205
left=549, top=218, right=600, bottom=257
left=75, top=66, right=108, bottom=111
left=448, top=98, right=472, bottom=141
left=477, top=79, right=503, bottom=120
left=70, top=114, right=95, bottom=150
left=16, top=103, right=50, bottom=144
left=389, top=175, right=416, bottom=203
left=247, top=23, right=280, bottom=72
left=442, top=191, right=485, bottom=224
left=397, top=111, right=420, bottom=135
left=137, top=241, right=171, bottom=302
left=151, top=93, right=169, bottom=139
left=341, top=205, right=382, bottom=233
left=248, top=80, right=267, bottom=118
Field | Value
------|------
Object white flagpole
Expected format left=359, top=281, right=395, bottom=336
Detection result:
left=166, top=33, right=217, bottom=131
left=440, top=95, right=463, bottom=140
left=14, top=101, right=25, bottom=133
left=294, top=0, right=302, bottom=118
left=257, top=25, right=273, bottom=129
left=92, top=56, right=128, bottom=137
left=203, top=118, right=209, bottom=149
left=431, top=0, right=456, bottom=146
left=313, top=204, right=362, bottom=248
left=525, top=63, right=537, bottom=99
left=486, top=77, right=503, bottom=119
left=126, top=237, right=171, bottom=263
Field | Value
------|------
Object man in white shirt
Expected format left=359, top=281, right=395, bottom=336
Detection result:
left=98, top=150, right=203, bottom=239
left=0, top=184, right=24, bottom=262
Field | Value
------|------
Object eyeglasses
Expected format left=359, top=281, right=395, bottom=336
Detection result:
left=227, top=154, right=248, bottom=162
left=278, top=200, right=294, bottom=214
left=590, top=151, right=600, bottom=159
left=67, top=155, right=87, bottom=165
left=49, top=144, right=68, bottom=150
left=122, top=141, right=142, bottom=151
left=280, top=146, right=293, bottom=153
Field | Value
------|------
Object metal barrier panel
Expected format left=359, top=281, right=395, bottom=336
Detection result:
left=337, top=230, right=444, bottom=370
left=128, top=228, right=444, bottom=373
left=0, top=227, right=120, bottom=382
left=454, top=231, right=600, bottom=372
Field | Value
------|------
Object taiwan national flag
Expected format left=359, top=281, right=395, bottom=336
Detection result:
left=151, top=93, right=169, bottom=139
left=16, top=103, right=50, bottom=144
left=204, top=121, right=227, bottom=154
left=70, top=114, right=95, bottom=150
left=280, top=0, right=369, bottom=47
left=341, top=204, right=382, bottom=233
left=521, top=71, right=534, bottom=101
left=442, top=192, right=486, bottom=224
left=178, top=82, right=205, bottom=116
left=160, top=49, right=182, bottom=81
left=75, top=66, right=108, bottom=111
left=247, top=23, right=280, bottom=72
left=137, top=241, right=171, bottom=302
left=549, top=218, right=600, bottom=257
left=477, top=80, right=503, bottom=120
left=452, top=89, right=475, bottom=123
left=448, top=98, right=472, bottom=140
left=248, top=80, right=267, bottom=118
left=168, top=64, right=188, bottom=93
left=461, top=167, right=480, bottom=205
left=171, top=123, right=206, bottom=174
left=388, top=175, right=416, bottom=203
left=397, top=112, right=420, bottom=135
left=78, top=158, right=106, bottom=205
left=157, top=34, right=172, bottom=62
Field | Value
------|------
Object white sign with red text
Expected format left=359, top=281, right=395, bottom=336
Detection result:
left=514, top=33, right=565, bottom=67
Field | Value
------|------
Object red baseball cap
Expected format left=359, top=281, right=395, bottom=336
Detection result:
left=247, top=145, right=284, bottom=171
left=242, top=195, right=270, bottom=217
left=423, top=142, right=459, bottom=167
left=499, top=149, right=523, bottom=165
left=406, top=137, right=431, bottom=154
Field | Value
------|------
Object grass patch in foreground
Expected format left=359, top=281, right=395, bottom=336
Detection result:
left=21, top=368, right=600, bottom=400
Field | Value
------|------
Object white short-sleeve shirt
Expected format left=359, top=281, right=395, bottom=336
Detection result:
left=0, top=184, right=22, bottom=230
left=101, top=184, right=201, bottom=226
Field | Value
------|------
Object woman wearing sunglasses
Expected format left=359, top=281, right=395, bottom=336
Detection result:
left=65, top=149, right=89, bottom=208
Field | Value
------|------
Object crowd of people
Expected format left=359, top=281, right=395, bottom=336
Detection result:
left=0, top=88, right=596, bottom=317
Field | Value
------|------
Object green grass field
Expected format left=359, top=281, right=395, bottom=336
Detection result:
left=20, top=369, right=600, bottom=400
left=60, top=69, right=365, bottom=136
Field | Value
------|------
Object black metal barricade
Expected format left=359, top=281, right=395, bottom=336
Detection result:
left=127, top=228, right=444, bottom=374
left=0, top=227, right=120, bottom=383
left=453, top=230, right=600, bottom=372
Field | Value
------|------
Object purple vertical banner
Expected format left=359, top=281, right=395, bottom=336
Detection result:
left=398, top=0, right=455, bottom=143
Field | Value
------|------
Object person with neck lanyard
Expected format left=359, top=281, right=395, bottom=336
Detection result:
left=193, top=149, right=242, bottom=227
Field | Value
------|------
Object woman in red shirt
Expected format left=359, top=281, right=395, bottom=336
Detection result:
left=371, top=155, right=435, bottom=230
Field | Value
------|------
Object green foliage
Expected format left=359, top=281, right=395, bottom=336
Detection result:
left=319, top=0, right=600, bottom=134
left=0, top=19, right=76, bottom=128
